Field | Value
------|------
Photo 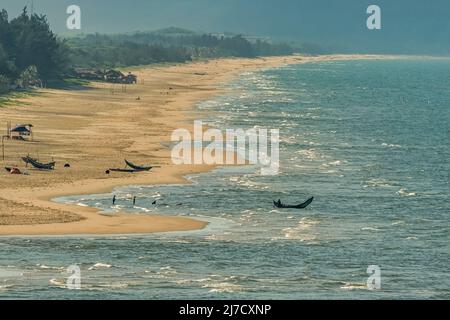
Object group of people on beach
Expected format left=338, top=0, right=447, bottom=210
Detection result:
left=112, top=195, right=159, bottom=207
left=112, top=195, right=138, bottom=206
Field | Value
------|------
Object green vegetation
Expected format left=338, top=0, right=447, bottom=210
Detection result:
left=0, top=90, right=36, bottom=107
left=66, top=30, right=296, bottom=69
left=0, top=7, right=68, bottom=91
left=0, top=8, right=297, bottom=94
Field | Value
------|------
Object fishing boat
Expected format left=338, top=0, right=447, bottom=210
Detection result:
left=22, top=156, right=55, bottom=170
left=273, top=197, right=314, bottom=209
left=124, top=159, right=153, bottom=171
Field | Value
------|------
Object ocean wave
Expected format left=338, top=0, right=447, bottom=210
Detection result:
left=340, top=282, right=368, bottom=291
left=363, top=178, right=398, bottom=188
left=50, top=278, right=134, bottom=291
left=295, top=149, right=321, bottom=160
left=49, top=278, right=66, bottom=288
left=397, top=188, right=417, bottom=197
left=278, top=218, right=320, bottom=241
left=0, top=284, right=14, bottom=292
left=38, top=264, right=66, bottom=271
left=176, top=275, right=245, bottom=293
left=76, top=203, right=89, bottom=207
left=88, top=263, right=112, bottom=271
left=96, top=282, right=130, bottom=289
left=159, top=266, right=177, bottom=275
left=381, top=143, right=402, bottom=148
left=361, top=227, right=381, bottom=232
left=206, top=282, right=244, bottom=293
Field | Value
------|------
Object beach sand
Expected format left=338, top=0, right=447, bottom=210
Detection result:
left=0, top=54, right=389, bottom=236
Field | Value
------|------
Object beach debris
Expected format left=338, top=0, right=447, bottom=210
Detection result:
left=5, top=167, right=21, bottom=174
left=105, top=170, right=110, bottom=174
left=64, top=163, right=71, bottom=168
left=10, top=167, right=21, bottom=174
left=4, top=167, right=29, bottom=175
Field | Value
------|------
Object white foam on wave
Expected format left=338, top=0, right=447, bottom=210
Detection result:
left=0, top=284, right=14, bottom=292
left=340, top=282, right=368, bottom=291
left=49, top=278, right=66, bottom=288
left=296, top=149, right=321, bottom=160
left=76, top=203, right=89, bottom=207
left=176, top=274, right=245, bottom=293
left=97, top=282, right=130, bottom=289
left=364, top=178, right=397, bottom=188
left=207, top=282, right=244, bottom=293
left=38, top=264, right=65, bottom=271
left=397, top=188, right=417, bottom=197
left=381, top=143, right=402, bottom=148
left=278, top=217, right=320, bottom=241
left=143, top=266, right=178, bottom=279
left=88, top=263, right=112, bottom=271
left=361, top=227, right=381, bottom=232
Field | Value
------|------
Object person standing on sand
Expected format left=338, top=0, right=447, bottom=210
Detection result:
left=113, top=195, right=116, bottom=205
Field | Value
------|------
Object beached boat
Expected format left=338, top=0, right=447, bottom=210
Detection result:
left=124, top=159, right=153, bottom=171
left=22, top=156, right=55, bottom=170
left=273, top=197, right=314, bottom=209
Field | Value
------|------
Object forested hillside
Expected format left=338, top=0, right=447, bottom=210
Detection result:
left=0, top=8, right=297, bottom=93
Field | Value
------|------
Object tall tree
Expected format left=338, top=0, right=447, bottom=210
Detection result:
left=10, top=7, right=67, bottom=80
left=0, top=9, right=16, bottom=77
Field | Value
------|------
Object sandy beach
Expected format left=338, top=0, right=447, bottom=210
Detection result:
left=0, top=54, right=389, bottom=236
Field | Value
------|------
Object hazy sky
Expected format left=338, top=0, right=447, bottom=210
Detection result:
left=2, top=0, right=450, bottom=54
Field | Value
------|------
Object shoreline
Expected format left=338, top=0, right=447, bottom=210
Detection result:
left=0, top=54, right=393, bottom=236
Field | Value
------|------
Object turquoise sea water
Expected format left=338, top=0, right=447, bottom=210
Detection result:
left=1, top=59, right=449, bottom=299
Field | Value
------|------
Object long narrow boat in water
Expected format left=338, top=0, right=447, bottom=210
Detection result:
left=273, top=197, right=314, bottom=209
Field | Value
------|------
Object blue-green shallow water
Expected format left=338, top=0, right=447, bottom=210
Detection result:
left=1, top=59, right=449, bottom=299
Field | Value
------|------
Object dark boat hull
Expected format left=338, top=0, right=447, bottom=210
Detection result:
left=274, top=197, right=314, bottom=209
left=124, top=159, right=152, bottom=171
left=22, top=156, right=55, bottom=170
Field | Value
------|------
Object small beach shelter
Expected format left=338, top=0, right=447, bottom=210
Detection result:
left=10, top=124, right=33, bottom=140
